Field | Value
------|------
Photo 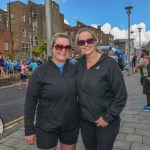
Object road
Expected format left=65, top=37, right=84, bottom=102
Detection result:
left=0, top=85, right=26, bottom=124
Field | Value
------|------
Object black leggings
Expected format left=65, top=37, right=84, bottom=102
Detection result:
left=80, top=117, right=120, bottom=150
left=146, top=94, right=150, bottom=107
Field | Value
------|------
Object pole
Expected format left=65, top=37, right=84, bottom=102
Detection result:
left=8, top=1, right=11, bottom=31
left=125, top=6, right=133, bottom=76
left=29, top=8, right=33, bottom=59
left=138, top=28, right=142, bottom=51
left=45, top=0, right=52, bottom=59
left=127, top=13, right=131, bottom=76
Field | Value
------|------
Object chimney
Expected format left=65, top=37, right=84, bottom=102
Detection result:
left=97, top=25, right=101, bottom=30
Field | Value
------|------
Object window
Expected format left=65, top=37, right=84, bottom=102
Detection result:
left=33, top=35, right=38, bottom=46
left=71, top=39, right=75, bottom=42
left=21, top=14, right=25, bottom=22
left=32, top=10, right=37, bottom=17
left=4, top=42, right=8, bottom=50
left=28, top=16, right=31, bottom=24
left=32, top=21, right=37, bottom=32
left=11, top=14, right=15, bottom=19
left=6, top=20, right=9, bottom=29
left=97, top=32, right=99, bottom=36
left=100, top=39, right=102, bottom=44
left=22, top=29, right=26, bottom=37
left=22, top=43, right=29, bottom=51
left=71, top=31, right=74, bottom=36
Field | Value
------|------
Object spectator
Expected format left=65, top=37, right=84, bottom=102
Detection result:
left=135, top=49, right=150, bottom=111
left=0, top=53, right=5, bottom=78
left=75, top=27, right=127, bottom=150
left=24, top=33, right=79, bottom=150
left=29, top=59, right=38, bottom=72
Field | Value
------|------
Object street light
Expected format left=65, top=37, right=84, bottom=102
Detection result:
left=45, top=0, right=52, bottom=59
left=125, top=6, right=133, bottom=76
left=28, top=7, right=33, bottom=59
left=138, top=27, right=142, bottom=51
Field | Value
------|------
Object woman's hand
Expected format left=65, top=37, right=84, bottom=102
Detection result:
left=95, top=116, right=109, bottom=127
left=25, top=134, right=36, bottom=145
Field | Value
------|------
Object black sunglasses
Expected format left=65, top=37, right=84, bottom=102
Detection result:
left=77, top=38, right=95, bottom=46
left=54, top=44, right=71, bottom=52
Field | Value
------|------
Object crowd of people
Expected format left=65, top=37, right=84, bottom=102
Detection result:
left=0, top=53, right=46, bottom=89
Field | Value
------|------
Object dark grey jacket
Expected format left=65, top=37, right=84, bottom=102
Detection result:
left=24, top=59, right=78, bottom=136
left=77, top=54, right=127, bottom=123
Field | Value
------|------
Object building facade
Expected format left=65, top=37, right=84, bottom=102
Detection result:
left=0, top=21, right=13, bottom=56
left=114, top=39, right=134, bottom=55
left=0, top=0, right=64, bottom=58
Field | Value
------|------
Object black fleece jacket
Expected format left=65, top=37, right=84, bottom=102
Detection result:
left=77, top=54, right=127, bottom=123
left=24, top=59, right=78, bottom=136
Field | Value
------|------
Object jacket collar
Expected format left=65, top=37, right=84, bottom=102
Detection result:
left=79, top=54, right=108, bottom=66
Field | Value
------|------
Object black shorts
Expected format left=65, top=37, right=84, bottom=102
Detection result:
left=143, top=77, right=150, bottom=94
left=20, top=74, right=27, bottom=80
left=36, top=126, right=79, bottom=149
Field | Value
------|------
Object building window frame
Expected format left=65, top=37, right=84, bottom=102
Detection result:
left=4, top=41, right=9, bottom=50
left=32, top=21, right=37, bottom=32
left=22, top=43, right=29, bottom=51
left=32, top=10, right=37, bottom=17
left=71, top=31, right=74, bottom=36
left=22, top=29, right=26, bottom=38
left=21, top=14, right=25, bottom=22
left=33, top=35, right=38, bottom=46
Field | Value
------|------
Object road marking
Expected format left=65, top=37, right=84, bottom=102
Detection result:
left=4, top=116, right=24, bottom=129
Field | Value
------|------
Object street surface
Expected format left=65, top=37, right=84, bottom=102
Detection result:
left=0, top=85, right=26, bottom=124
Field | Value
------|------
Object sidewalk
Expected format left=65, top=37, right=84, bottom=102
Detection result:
left=0, top=73, right=150, bottom=150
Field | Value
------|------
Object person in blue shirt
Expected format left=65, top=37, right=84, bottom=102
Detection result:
left=16, top=59, right=21, bottom=74
left=29, top=59, right=38, bottom=72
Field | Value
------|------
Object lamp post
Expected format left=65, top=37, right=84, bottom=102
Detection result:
left=45, top=0, right=52, bottom=59
left=138, top=27, right=142, bottom=51
left=125, top=6, right=133, bottom=76
left=28, top=7, right=33, bottom=59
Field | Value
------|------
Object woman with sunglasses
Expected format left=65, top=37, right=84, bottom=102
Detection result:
left=75, top=27, right=127, bottom=150
left=24, top=33, right=79, bottom=150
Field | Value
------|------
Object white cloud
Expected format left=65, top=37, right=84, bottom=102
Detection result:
left=91, top=22, right=150, bottom=48
left=101, top=23, right=111, bottom=34
left=91, top=24, right=98, bottom=29
left=64, top=19, right=70, bottom=25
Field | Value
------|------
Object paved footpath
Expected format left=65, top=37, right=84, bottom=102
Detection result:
left=0, top=73, right=150, bottom=150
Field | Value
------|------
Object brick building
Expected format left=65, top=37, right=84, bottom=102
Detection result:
left=0, top=21, right=13, bottom=56
left=103, top=33, right=114, bottom=46
left=0, top=0, right=64, bottom=58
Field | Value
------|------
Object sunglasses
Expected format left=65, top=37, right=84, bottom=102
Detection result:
left=54, top=44, right=71, bottom=52
left=77, top=38, right=95, bottom=46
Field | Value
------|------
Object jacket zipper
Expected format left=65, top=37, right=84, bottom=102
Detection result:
left=82, top=69, right=95, bottom=122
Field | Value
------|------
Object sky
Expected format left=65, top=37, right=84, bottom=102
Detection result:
left=1, top=0, right=150, bottom=48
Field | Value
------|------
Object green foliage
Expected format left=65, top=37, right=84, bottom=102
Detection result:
left=32, top=42, right=47, bottom=56
left=7, top=53, right=14, bottom=61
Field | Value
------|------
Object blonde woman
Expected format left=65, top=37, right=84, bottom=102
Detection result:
left=75, top=27, right=127, bottom=150
left=24, top=33, right=79, bottom=150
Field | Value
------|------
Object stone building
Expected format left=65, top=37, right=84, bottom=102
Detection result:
left=0, top=0, right=64, bottom=58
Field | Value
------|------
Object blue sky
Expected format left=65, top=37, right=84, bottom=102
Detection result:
left=1, top=0, right=150, bottom=47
